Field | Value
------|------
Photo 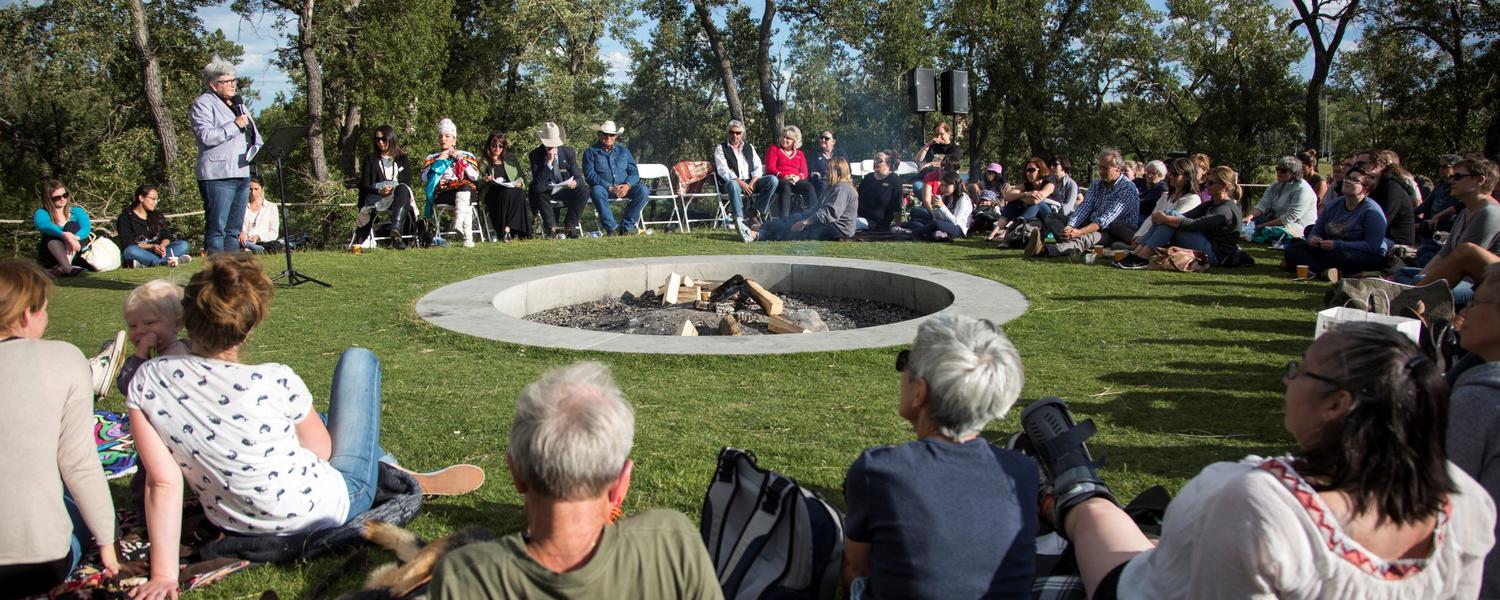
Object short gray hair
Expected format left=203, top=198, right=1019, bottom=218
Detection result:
left=1144, top=160, right=1167, bottom=177
left=202, top=55, right=236, bottom=89
left=1096, top=148, right=1124, bottom=169
left=727, top=119, right=745, bottom=132
left=508, top=361, right=635, bottom=500
left=907, top=314, right=1025, bottom=438
left=1276, top=156, right=1302, bottom=172
left=781, top=126, right=803, bottom=150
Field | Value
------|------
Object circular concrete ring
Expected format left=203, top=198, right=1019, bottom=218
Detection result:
left=416, top=255, right=1027, bottom=355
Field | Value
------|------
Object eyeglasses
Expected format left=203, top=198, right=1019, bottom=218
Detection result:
left=895, top=349, right=910, bottom=372
left=1450, top=172, right=1478, bottom=182
left=730, top=131, right=744, bottom=136
left=214, top=78, right=236, bottom=85
left=51, top=191, right=70, bottom=200
left=1284, top=360, right=1342, bottom=387
left=820, top=136, right=833, bottom=141
left=1343, top=177, right=1365, bottom=186
left=1024, top=167, right=1039, bottom=173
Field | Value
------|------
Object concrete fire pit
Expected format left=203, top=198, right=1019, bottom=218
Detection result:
left=415, top=255, right=1027, bottom=355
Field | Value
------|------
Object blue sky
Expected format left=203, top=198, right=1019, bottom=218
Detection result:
left=196, top=0, right=1345, bottom=115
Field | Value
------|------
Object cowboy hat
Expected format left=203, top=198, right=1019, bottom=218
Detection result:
left=538, top=122, right=565, bottom=148
left=592, top=120, right=625, bottom=136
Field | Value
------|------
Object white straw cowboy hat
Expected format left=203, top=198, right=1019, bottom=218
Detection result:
left=592, top=120, right=625, bottom=136
left=538, top=122, right=566, bottom=148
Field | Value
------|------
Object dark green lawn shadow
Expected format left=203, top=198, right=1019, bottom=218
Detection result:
left=1149, top=278, right=1315, bottom=293
left=1196, top=317, right=1309, bottom=336
left=1089, top=440, right=1291, bottom=483
left=55, top=275, right=138, bottom=291
left=1052, top=294, right=1300, bottom=310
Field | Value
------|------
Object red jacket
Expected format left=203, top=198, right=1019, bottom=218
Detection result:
left=765, top=147, right=808, bottom=179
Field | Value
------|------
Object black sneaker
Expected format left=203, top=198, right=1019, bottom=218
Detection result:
left=1113, top=254, right=1150, bottom=269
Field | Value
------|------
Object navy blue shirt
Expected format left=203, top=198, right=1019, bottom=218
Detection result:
left=845, top=438, right=1038, bottom=600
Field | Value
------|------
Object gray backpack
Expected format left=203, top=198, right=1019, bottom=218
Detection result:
left=700, top=447, right=844, bottom=600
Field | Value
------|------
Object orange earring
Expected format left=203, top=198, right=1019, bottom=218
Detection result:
left=608, top=505, right=624, bottom=523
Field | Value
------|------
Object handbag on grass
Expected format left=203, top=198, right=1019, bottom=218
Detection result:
left=1146, top=246, right=1207, bottom=272
left=700, top=447, right=843, bottom=600
left=79, top=235, right=122, bottom=272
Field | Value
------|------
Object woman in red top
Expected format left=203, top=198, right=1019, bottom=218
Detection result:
left=763, top=126, right=819, bottom=219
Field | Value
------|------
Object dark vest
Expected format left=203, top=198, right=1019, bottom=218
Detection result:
left=720, top=142, right=759, bottom=179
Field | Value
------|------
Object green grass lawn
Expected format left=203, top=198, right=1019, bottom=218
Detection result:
left=47, top=230, right=1322, bottom=597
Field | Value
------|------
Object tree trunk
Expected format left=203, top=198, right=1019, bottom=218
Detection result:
left=299, top=0, right=329, bottom=183
left=693, top=0, right=743, bottom=123
left=1290, top=0, right=1359, bottom=153
left=127, top=0, right=178, bottom=196
left=755, top=0, right=784, bottom=141
left=338, top=101, right=361, bottom=185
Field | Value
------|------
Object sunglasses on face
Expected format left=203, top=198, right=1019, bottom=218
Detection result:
left=895, top=349, right=910, bottom=372
left=1024, top=167, right=1039, bottom=173
left=51, top=191, right=70, bottom=200
left=730, top=131, right=744, bottom=136
left=820, top=136, right=833, bottom=141
left=1451, top=172, right=1478, bottom=182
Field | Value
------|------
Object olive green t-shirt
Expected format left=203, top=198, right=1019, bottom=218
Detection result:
left=431, top=509, right=724, bottom=600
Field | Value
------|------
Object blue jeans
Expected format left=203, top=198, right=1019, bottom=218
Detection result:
left=719, top=175, right=778, bottom=221
left=121, top=240, right=191, bottom=267
left=198, top=177, right=250, bottom=254
left=999, top=200, right=1051, bottom=222
left=1394, top=266, right=1475, bottom=306
left=590, top=183, right=649, bottom=231
left=1140, top=211, right=1215, bottom=263
left=325, top=348, right=386, bottom=519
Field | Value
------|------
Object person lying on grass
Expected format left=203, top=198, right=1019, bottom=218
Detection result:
left=1013, top=322, right=1493, bottom=599
left=842, top=313, right=1037, bottom=599
left=126, top=254, right=483, bottom=600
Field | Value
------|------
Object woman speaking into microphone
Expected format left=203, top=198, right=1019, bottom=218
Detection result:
left=190, top=56, right=262, bottom=255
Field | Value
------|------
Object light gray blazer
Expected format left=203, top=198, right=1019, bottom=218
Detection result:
left=190, top=91, right=262, bottom=181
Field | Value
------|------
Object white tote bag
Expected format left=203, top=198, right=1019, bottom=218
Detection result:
left=80, top=237, right=122, bottom=272
left=1314, top=306, right=1421, bottom=343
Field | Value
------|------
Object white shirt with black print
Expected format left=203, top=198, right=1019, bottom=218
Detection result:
left=127, top=355, right=349, bottom=535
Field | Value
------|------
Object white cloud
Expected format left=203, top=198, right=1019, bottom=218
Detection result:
left=603, top=49, right=632, bottom=84
left=196, top=4, right=291, bottom=110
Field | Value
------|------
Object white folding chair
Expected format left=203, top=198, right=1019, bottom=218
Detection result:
left=896, top=160, right=920, bottom=176
left=636, top=163, right=683, bottom=232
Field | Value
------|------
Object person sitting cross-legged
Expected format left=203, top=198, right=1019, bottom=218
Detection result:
left=1014, top=322, right=1494, bottom=600
left=1243, top=155, right=1318, bottom=243
left=1026, top=148, right=1140, bottom=257
left=743, top=157, right=857, bottom=242
left=582, top=120, right=649, bottom=236
left=1282, top=166, right=1389, bottom=282
left=431, top=362, right=722, bottom=600
left=842, top=313, right=1037, bottom=600
left=1115, top=165, right=1243, bottom=269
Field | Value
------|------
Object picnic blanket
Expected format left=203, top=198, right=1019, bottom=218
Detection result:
left=46, top=464, right=423, bottom=598
left=94, top=409, right=137, bottom=480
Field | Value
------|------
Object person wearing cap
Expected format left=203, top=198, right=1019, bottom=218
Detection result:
left=421, top=118, right=482, bottom=247
left=807, top=130, right=845, bottom=199
left=967, top=162, right=1009, bottom=239
left=712, top=120, right=777, bottom=229
left=527, top=122, right=586, bottom=239
left=1242, top=155, right=1318, bottom=242
left=582, top=120, right=648, bottom=235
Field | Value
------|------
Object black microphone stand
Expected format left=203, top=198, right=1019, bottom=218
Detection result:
left=254, top=126, right=330, bottom=288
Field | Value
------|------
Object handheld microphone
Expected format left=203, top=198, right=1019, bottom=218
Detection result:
left=231, top=94, right=245, bottom=116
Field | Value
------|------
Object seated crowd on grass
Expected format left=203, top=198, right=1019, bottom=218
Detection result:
left=11, top=56, right=1500, bottom=598
left=6, top=237, right=1500, bottom=597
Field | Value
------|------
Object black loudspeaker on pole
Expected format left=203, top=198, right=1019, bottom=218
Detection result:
left=908, top=68, right=936, bottom=114
left=941, top=70, right=969, bottom=115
